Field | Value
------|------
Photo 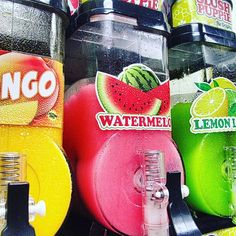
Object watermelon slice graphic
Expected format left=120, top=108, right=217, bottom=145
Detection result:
left=148, top=80, right=170, bottom=115
left=96, top=72, right=161, bottom=115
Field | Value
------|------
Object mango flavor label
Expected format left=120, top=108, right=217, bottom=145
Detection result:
left=172, top=0, right=232, bottom=31
left=190, top=77, right=236, bottom=134
left=0, top=50, right=63, bottom=128
left=95, top=64, right=171, bottom=131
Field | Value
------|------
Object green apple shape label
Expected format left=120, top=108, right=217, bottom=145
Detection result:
left=190, top=77, right=236, bottom=134
left=95, top=64, right=171, bottom=131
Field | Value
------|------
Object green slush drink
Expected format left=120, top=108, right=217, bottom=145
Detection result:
left=169, top=22, right=236, bottom=219
left=172, top=102, right=231, bottom=216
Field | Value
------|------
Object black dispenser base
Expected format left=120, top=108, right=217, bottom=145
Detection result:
left=57, top=212, right=235, bottom=236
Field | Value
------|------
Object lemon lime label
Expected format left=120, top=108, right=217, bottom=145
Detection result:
left=0, top=50, right=63, bottom=128
left=190, top=77, right=236, bottom=133
left=172, top=0, right=232, bottom=31
left=191, top=117, right=236, bottom=133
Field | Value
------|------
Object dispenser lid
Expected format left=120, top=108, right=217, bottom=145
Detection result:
left=72, top=0, right=170, bottom=36
left=169, top=23, right=236, bottom=49
left=13, top=0, right=69, bottom=16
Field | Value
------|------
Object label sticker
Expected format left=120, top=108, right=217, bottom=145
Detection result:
left=95, top=64, right=171, bottom=131
left=68, top=0, right=79, bottom=15
left=0, top=51, right=63, bottom=128
left=172, top=0, right=232, bottom=31
left=190, top=77, right=236, bottom=133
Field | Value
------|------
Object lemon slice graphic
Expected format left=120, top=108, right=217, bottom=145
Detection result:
left=210, top=77, right=236, bottom=90
left=191, top=87, right=228, bottom=118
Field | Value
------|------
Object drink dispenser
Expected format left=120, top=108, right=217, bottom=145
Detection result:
left=64, top=0, right=184, bottom=235
left=0, top=1, right=72, bottom=235
left=169, top=23, right=236, bottom=222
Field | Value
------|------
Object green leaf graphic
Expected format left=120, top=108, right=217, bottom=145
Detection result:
left=213, top=80, right=219, bottom=87
left=195, top=82, right=211, bottom=92
left=229, top=103, right=236, bottom=116
left=48, top=112, right=58, bottom=119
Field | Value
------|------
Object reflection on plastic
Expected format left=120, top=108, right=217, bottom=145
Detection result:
left=225, top=146, right=236, bottom=225
left=0, top=153, right=46, bottom=233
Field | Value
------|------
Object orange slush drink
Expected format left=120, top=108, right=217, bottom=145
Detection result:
left=0, top=51, right=72, bottom=236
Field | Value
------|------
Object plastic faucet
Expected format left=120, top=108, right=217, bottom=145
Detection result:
left=1, top=182, right=35, bottom=236
left=142, top=150, right=169, bottom=236
left=0, top=199, right=46, bottom=219
left=166, top=172, right=202, bottom=236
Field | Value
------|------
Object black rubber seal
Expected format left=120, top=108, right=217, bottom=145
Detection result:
left=69, top=0, right=170, bottom=37
left=8, top=0, right=70, bottom=22
left=169, top=23, right=236, bottom=49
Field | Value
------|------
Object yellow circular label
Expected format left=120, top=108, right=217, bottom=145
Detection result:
left=172, top=0, right=232, bottom=32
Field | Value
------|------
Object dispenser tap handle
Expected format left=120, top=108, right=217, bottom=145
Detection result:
left=182, top=185, right=189, bottom=199
left=29, top=200, right=46, bottom=217
left=166, top=172, right=202, bottom=236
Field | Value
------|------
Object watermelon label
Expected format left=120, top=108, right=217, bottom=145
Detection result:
left=68, top=0, right=79, bottom=15
left=96, top=113, right=171, bottom=130
left=95, top=64, right=171, bottom=131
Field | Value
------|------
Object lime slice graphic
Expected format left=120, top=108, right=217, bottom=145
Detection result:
left=210, top=77, right=236, bottom=90
left=191, top=87, right=228, bottom=118
left=226, top=89, right=236, bottom=116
